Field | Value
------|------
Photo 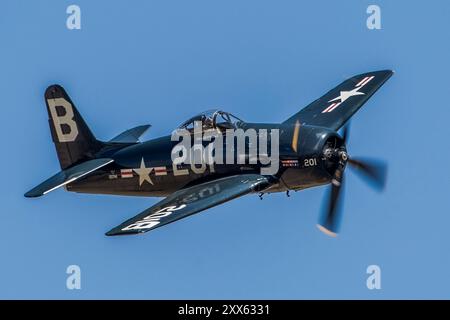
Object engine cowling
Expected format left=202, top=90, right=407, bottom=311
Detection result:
left=280, top=125, right=344, bottom=189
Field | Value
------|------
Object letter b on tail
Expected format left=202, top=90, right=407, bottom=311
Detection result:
left=47, top=97, right=79, bottom=142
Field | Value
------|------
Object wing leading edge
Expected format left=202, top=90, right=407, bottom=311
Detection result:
left=283, top=70, right=394, bottom=131
left=106, top=174, right=271, bottom=236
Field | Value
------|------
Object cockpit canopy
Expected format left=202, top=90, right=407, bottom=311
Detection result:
left=178, top=109, right=244, bottom=131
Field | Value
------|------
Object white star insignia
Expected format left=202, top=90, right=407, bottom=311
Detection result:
left=328, top=86, right=365, bottom=103
left=133, top=157, right=153, bottom=186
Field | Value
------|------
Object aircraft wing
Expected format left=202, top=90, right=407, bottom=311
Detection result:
left=106, top=174, right=271, bottom=236
left=283, top=70, right=393, bottom=131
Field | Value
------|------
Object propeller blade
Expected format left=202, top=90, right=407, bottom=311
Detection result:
left=342, top=124, right=350, bottom=143
left=348, top=158, right=387, bottom=191
left=316, top=122, right=387, bottom=236
left=317, top=175, right=345, bottom=237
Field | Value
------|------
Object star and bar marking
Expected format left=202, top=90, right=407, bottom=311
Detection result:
left=117, top=157, right=168, bottom=186
left=321, top=75, right=375, bottom=113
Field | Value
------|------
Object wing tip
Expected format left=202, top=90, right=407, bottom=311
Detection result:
left=384, top=69, right=395, bottom=77
left=24, top=190, right=42, bottom=198
left=105, top=230, right=121, bottom=236
left=105, top=228, right=122, bottom=236
left=357, top=69, right=394, bottom=79
left=105, top=229, right=143, bottom=236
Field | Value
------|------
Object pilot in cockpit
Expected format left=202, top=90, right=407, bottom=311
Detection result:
left=178, top=110, right=243, bottom=133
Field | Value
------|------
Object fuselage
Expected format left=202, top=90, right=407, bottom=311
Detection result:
left=66, top=122, right=341, bottom=197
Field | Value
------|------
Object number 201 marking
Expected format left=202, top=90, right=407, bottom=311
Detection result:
left=304, top=158, right=318, bottom=167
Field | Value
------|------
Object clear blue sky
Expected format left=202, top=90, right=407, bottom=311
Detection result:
left=1, top=0, right=449, bottom=299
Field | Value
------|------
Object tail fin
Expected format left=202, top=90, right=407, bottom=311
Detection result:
left=45, top=85, right=102, bottom=169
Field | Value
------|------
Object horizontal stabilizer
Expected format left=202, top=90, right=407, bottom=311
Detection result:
left=24, top=158, right=114, bottom=198
left=109, top=125, right=151, bottom=143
